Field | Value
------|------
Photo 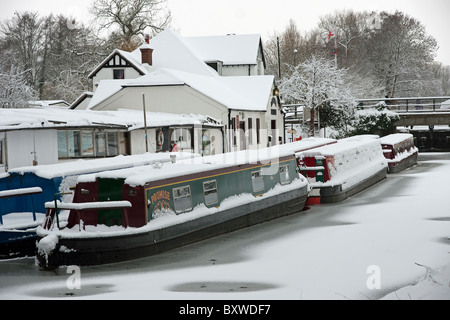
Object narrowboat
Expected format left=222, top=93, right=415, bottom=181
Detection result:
left=0, top=153, right=197, bottom=259
left=0, top=152, right=198, bottom=217
left=0, top=187, right=43, bottom=259
left=380, top=134, right=418, bottom=173
left=298, top=136, right=388, bottom=204
left=36, top=139, right=335, bottom=268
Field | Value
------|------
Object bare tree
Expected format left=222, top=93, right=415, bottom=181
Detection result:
left=90, top=0, right=172, bottom=51
left=362, top=11, right=438, bottom=98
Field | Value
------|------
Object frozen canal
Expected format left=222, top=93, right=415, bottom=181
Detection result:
left=0, top=153, right=449, bottom=300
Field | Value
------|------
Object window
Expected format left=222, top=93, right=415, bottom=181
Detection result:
left=57, top=130, right=121, bottom=159
left=271, top=109, right=277, bottom=116
left=107, top=132, right=119, bottom=156
left=203, top=180, right=218, bottom=205
left=57, top=131, right=68, bottom=158
left=81, top=131, right=94, bottom=157
left=232, top=117, right=237, bottom=147
left=248, top=118, right=253, bottom=144
left=173, top=186, right=192, bottom=214
left=279, top=165, right=291, bottom=185
left=113, top=69, right=125, bottom=79
left=251, top=170, right=265, bottom=193
left=95, top=132, right=107, bottom=157
left=68, top=131, right=81, bottom=157
left=256, top=118, right=261, bottom=144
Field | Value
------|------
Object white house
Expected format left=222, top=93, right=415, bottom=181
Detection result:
left=73, top=29, right=284, bottom=153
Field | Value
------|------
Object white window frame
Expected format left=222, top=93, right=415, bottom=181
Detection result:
left=203, top=180, right=219, bottom=206
left=251, top=170, right=265, bottom=193
left=173, top=185, right=193, bottom=214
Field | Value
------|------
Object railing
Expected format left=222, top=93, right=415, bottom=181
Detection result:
left=43, top=199, right=132, bottom=230
left=356, top=97, right=450, bottom=114
left=0, top=187, right=43, bottom=225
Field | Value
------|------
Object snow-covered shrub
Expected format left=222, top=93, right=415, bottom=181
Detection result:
left=351, top=103, right=400, bottom=136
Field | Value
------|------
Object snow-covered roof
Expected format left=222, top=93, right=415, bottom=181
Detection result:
left=380, top=134, right=413, bottom=146
left=86, top=29, right=274, bottom=112
left=0, top=108, right=222, bottom=132
left=88, top=49, right=150, bottom=79
left=121, top=68, right=275, bottom=112
left=29, top=100, right=70, bottom=108
left=184, top=34, right=265, bottom=66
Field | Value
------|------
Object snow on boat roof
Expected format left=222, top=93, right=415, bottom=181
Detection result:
left=8, top=152, right=199, bottom=180
left=298, top=136, right=381, bottom=158
left=81, top=138, right=335, bottom=186
left=380, top=134, right=413, bottom=145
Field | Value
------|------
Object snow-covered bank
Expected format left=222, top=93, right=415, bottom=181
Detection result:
left=0, top=153, right=449, bottom=300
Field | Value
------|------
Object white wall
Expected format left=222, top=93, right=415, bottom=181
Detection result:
left=92, top=67, right=142, bottom=92
left=6, top=130, right=58, bottom=170
left=92, top=86, right=230, bottom=125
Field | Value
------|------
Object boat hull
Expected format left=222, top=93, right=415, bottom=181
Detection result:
left=0, top=230, right=37, bottom=259
left=387, top=152, right=418, bottom=174
left=37, top=186, right=309, bottom=269
left=320, top=167, right=387, bottom=204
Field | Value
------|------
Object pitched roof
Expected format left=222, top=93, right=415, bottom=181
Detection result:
left=87, top=29, right=274, bottom=112
left=185, top=34, right=265, bottom=66
left=88, top=49, right=149, bottom=79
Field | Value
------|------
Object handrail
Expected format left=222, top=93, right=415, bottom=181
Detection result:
left=0, top=187, right=43, bottom=224
left=0, top=187, right=43, bottom=199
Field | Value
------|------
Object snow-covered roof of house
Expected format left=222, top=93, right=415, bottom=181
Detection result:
left=29, top=100, right=70, bottom=108
left=87, top=29, right=275, bottom=112
left=185, top=34, right=265, bottom=66
left=88, top=49, right=150, bottom=79
left=0, top=108, right=222, bottom=132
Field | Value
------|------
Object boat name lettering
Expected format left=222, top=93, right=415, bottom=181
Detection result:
left=151, top=190, right=171, bottom=203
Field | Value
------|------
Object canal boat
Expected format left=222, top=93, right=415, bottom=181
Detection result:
left=0, top=187, right=43, bottom=258
left=36, top=139, right=335, bottom=268
left=380, top=134, right=418, bottom=173
left=298, top=136, right=388, bottom=204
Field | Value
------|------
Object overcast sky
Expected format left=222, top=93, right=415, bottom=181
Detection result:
left=1, top=0, right=449, bottom=65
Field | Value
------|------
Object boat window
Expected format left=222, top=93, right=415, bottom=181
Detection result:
left=251, top=170, right=265, bottom=193
left=279, top=164, right=291, bottom=185
left=173, top=186, right=192, bottom=214
left=203, top=180, right=218, bottom=205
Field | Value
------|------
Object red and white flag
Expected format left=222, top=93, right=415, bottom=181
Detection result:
left=327, top=30, right=336, bottom=42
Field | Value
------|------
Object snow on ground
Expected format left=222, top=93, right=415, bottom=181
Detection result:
left=0, top=153, right=449, bottom=300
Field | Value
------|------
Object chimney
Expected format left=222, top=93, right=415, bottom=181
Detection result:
left=140, top=34, right=153, bottom=66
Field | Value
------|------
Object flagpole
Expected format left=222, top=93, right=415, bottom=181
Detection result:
left=334, top=31, right=338, bottom=68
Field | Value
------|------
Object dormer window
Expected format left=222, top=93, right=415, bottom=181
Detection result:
left=113, top=69, right=125, bottom=79
left=206, top=61, right=223, bottom=76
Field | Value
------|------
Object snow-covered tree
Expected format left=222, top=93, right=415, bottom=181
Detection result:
left=362, top=11, right=438, bottom=98
left=0, top=63, right=37, bottom=108
left=279, top=55, right=357, bottom=137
